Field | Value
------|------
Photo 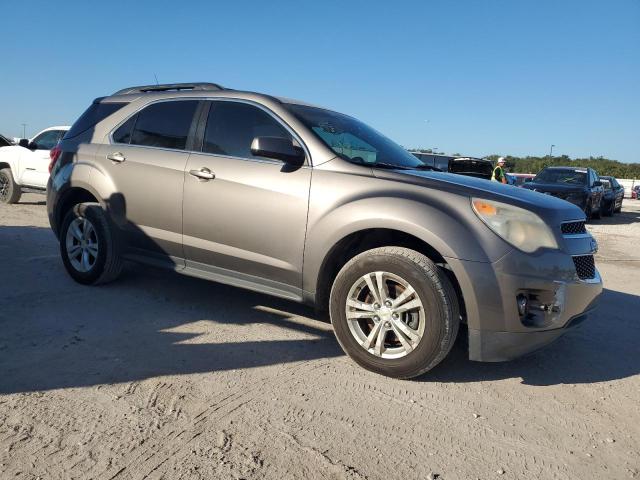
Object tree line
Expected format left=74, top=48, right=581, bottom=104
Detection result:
left=484, top=155, right=640, bottom=179
left=410, top=149, right=640, bottom=178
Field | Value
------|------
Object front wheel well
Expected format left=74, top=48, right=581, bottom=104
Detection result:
left=0, top=162, right=11, bottom=172
left=314, top=229, right=466, bottom=321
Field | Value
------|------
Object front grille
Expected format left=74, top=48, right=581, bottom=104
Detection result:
left=561, top=221, right=587, bottom=235
left=573, top=255, right=596, bottom=280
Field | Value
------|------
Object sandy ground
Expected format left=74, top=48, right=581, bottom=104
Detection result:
left=1, top=193, right=639, bottom=480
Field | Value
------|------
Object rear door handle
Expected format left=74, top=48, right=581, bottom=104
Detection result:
left=107, top=152, right=126, bottom=163
left=189, top=168, right=215, bottom=181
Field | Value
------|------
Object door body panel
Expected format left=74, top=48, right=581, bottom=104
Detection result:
left=97, top=143, right=188, bottom=264
left=182, top=153, right=311, bottom=292
left=20, top=148, right=51, bottom=188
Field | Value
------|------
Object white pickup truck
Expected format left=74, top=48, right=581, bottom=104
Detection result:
left=0, top=126, right=69, bottom=204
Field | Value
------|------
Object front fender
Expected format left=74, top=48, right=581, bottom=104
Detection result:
left=302, top=194, right=511, bottom=295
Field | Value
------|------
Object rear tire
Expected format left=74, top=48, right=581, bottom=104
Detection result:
left=329, top=247, right=459, bottom=379
left=59, top=202, right=123, bottom=285
left=0, top=168, right=22, bottom=204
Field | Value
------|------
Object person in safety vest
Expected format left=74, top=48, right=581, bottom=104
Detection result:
left=492, top=157, right=507, bottom=184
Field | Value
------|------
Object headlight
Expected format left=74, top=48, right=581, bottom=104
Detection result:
left=471, top=198, right=559, bottom=252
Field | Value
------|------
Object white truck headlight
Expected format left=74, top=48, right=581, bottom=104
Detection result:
left=471, top=198, right=559, bottom=253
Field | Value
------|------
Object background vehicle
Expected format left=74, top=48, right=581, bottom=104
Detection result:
left=633, top=185, right=640, bottom=200
left=523, top=166, right=605, bottom=219
left=47, top=83, right=602, bottom=379
left=0, top=126, right=69, bottom=203
left=510, top=173, right=536, bottom=186
left=599, top=176, right=624, bottom=215
left=505, top=173, right=517, bottom=185
left=0, top=133, right=14, bottom=147
left=410, top=152, right=493, bottom=180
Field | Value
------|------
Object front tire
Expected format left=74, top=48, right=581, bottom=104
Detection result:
left=59, top=202, right=123, bottom=285
left=604, top=200, right=614, bottom=217
left=0, top=168, right=22, bottom=204
left=329, top=247, right=459, bottom=379
left=592, top=200, right=602, bottom=219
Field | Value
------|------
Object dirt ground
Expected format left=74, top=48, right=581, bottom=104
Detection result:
left=1, top=193, right=639, bottom=480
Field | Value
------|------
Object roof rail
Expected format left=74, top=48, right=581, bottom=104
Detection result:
left=112, top=82, right=224, bottom=95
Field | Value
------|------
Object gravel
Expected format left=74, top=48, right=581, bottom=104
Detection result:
left=1, top=194, right=639, bottom=479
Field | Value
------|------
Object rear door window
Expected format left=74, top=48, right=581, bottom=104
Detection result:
left=112, top=115, right=137, bottom=144
left=203, top=101, right=292, bottom=159
left=130, top=101, right=199, bottom=150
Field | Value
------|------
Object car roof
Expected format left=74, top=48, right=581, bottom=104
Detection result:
left=104, top=82, right=326, bottom=110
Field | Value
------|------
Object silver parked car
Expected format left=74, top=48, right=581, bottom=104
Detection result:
left=47, top=83, right=602, bottom=378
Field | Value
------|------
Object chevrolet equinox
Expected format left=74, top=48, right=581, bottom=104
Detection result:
left=47, top=83, right=603, bottom=378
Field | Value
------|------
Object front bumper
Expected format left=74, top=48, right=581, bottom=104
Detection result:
left=467, top=275, right=600, bottom=361
left=446, top=246, right=603, bottom=362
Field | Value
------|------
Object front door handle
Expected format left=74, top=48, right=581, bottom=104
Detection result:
left=189, top=168, right=215, bottom=181
left=107, top=152, right=126, bottom=163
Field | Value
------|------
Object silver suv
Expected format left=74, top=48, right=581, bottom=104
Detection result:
left=47, top=83, right=602, bottom=378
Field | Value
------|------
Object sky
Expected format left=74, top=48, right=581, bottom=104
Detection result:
left=1, top=0, right=638, bottom=162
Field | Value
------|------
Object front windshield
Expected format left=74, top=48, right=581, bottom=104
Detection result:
left=534, top=169, right=587, bottom=185
left=285, top=103, right=424, bottom=169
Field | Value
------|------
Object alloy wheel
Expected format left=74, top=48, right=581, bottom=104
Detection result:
left=65, top=217, right=99, bottom=272
left=345, top=271, right=425, bottom=359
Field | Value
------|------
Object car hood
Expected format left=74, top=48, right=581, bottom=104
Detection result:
left=522, top=182, right=586, bottom=194
left=373, top=168, right=585, bottom=225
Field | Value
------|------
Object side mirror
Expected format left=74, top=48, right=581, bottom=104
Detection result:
left=18, top=138, right=30, bottom=148
left=250, top=136, right=305, bottom=167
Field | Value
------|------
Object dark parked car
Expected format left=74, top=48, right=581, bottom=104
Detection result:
left=523, top=167, right=605, bottom=219
left=632, top=185, right=640, bottom=200
left=599, top=176, right=624, bottom=215
left=410, top=153, right=493, bottom=180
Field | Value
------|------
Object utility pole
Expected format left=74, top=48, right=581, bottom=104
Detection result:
left=21, top=123, right=27, bottom=139
left=549, top=144, right=555, bottom=162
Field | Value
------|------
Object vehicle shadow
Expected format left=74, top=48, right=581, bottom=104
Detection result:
left=588, top=205, right=640, bottom=225
left=0, top=224, right=341, bottom=395
left=423, top=287, right=640, bottom=385
left=1, top=224, right=638, bottom=394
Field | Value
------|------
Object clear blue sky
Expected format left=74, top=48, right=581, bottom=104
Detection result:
left=1, top=0, right=638, bottom=162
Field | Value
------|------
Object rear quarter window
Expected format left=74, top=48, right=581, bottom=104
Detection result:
left=64, top=101, right=127, bottom=139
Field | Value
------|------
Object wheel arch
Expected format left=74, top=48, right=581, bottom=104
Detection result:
left=310, top=227, right=467, bottom=323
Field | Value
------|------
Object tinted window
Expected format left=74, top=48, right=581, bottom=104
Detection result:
left=131, top=101, right=198, bottom=150
left=203, top=102, right=292, bottom=158
left=65, top=101, right=126, bottom=139
left=113, top=115, right=137, bottom=144
left=32, top=130, right=63, bottom=150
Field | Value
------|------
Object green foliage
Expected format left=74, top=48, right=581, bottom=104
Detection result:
left=484, top=154, right=640, bottom=179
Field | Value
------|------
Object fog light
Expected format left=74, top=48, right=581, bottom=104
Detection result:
left=516, top=294, right=528, bottom=316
